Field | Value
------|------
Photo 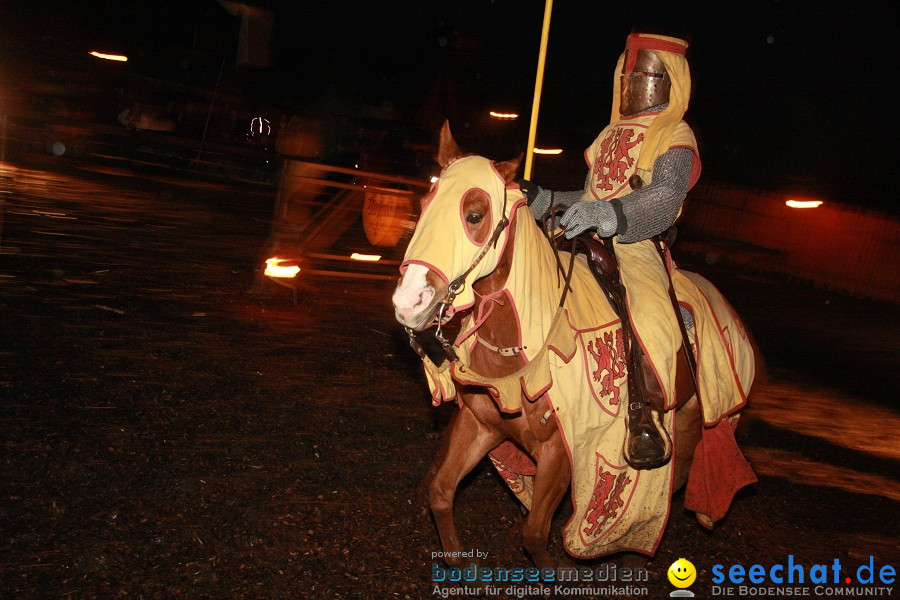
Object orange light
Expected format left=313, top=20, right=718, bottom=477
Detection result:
left=350, top=253, right=381, bottom=262
left=89, top=51, right=128, bottom=62
left=786, top=200, right=824, bottom=209
left=489, top=111, right=519, bottom=120
left=533, top=148, right=563, bottom=155
left=264, top=257, right=300, bottom=278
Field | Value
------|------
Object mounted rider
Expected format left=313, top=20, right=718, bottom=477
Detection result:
left=520, top=33, right=700, bottom=469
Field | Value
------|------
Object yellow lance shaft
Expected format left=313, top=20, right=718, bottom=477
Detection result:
left=524, top=0, right=554, bottom=180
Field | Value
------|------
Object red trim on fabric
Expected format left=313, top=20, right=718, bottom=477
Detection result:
left=545, top=310, right=582, bottom=362
left=571, top=317, right=622, bottom=334
left=692, top=285, right=749, bottom=405
left=549, top=396, right=585, bottom=558
left=457, top=289, right=507, bottom=345
left=481, top=184, right=516, bottom=285
left=522, top=379, right=552, bottom=403
left=508, top=195, right=528, bottom=216
left=399, top=259, right=449, bottom=288
left=625, top=34, right=687, bottom=56
left=449, top=366, right=519, bottom=414
left=549, top=341, right=578, bottom=363
left=623, top=33, right=685, bottom=76
left=459, top=187, right=493, bottom=246
left=681, top=298, right=748, bottom=426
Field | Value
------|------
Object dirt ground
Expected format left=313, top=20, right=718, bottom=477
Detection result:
left=1, top=160, right=897, bottom=599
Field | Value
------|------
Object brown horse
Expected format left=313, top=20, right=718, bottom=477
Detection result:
left=392, top=123, right=755, bottom=568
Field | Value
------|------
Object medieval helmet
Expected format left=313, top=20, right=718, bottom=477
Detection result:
left=610, top=34, right=693, bottom=183
left=619, top=48, right=670, bottom=116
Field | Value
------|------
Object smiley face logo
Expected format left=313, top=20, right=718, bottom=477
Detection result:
left=668, top=558, right=697, bottom=588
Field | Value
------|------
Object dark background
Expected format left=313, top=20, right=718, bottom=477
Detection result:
left=1, top=0, right=895, bottom=211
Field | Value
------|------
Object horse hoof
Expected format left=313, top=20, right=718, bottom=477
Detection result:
left=696, top=512, right=714, bottom=530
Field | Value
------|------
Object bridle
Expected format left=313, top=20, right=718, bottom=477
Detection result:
left=405, top=182, right=511, bottom=363
left=404, top=182, right=584, bottom=365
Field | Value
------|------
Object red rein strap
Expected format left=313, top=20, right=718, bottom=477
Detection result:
left=457, top=290, right=506, bottom=345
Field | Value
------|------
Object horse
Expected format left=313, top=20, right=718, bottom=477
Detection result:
left=392, top=123, right=758, bottom=569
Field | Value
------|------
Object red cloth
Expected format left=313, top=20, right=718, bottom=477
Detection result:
left=490, top=440, right=536, bottom=476
left=684, top=418, right=757, bottom=524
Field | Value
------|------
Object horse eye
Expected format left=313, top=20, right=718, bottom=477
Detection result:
left=466, top=212, right=483, bottom=224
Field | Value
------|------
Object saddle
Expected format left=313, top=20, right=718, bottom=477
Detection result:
left=553, top=227, right=679, bottom=319
left=553, top=232, right=623, bottom=316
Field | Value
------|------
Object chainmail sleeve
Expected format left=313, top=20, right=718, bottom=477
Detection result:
left=548, top=172, right=591, bottom=209
left=611, top=147, right=694, bottom=243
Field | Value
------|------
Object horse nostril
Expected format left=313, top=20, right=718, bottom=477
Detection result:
left=418, top=288, right=434, bottom=308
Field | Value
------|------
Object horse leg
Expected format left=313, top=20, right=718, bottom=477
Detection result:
left=426, top=402, right=503, bottom=567
left=521, top=434, right=570, bottom=569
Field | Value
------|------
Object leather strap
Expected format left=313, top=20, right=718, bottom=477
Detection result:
left=653, top=229, right=701, bottom=401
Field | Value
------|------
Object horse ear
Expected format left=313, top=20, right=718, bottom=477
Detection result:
left=436, top=120, right=462, bottom=168
left=493, top=153, right=523, bottom=184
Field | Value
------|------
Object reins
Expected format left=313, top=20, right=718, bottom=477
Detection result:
left=538, top=193, right=579, bottom=310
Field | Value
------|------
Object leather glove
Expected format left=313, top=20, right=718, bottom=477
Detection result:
left=559, top=200, right=618, bottom=239
left=517, top=179, right=552, bottom=220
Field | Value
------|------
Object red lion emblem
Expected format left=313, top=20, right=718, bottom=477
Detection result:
left=587, top=329, right=627, bottom=406
left=583, top=462, right=632, bottom=537
left=593, top=127, right=644, bottom=192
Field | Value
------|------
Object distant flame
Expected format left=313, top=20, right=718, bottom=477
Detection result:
left=350, top=253, right=381, bottom=262
left=786, top=199, right=823, bottom=209
left=89, top=51, right=128, bottom=62
left=265, top=257, right=300, bottom=278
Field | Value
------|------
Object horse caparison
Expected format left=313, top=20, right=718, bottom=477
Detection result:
left=392, top=122, right=758, bottom=569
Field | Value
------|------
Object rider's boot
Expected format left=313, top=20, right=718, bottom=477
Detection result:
left=623, top=348, right=672, bottom=470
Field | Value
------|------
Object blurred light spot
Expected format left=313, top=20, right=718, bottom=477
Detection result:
left=350, top=253, right=381, bottom=262
left=51, top=142, right=66, bottom=156
left=533, top=148, right=562, bottom=155
left=489, top=111, right=519, bottom=120
left=89, top=51, right=128, bottom=62
left=786, top=199, right=823, bottom=208
left=744, top=447, right=900, bottom=501
left=264, top=257, right=300, bottom=278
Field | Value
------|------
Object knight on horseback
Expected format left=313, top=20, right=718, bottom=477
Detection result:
left=519, top=33, right=700, bottom=470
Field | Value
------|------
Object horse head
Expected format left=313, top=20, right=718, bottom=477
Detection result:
left=392, top=122, right=523, bottom=330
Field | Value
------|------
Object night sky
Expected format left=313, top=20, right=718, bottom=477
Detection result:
left=1, top=0, right=895, bottom=213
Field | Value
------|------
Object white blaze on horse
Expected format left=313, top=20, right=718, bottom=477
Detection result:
left=392, top=123, right=758, bottom=568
